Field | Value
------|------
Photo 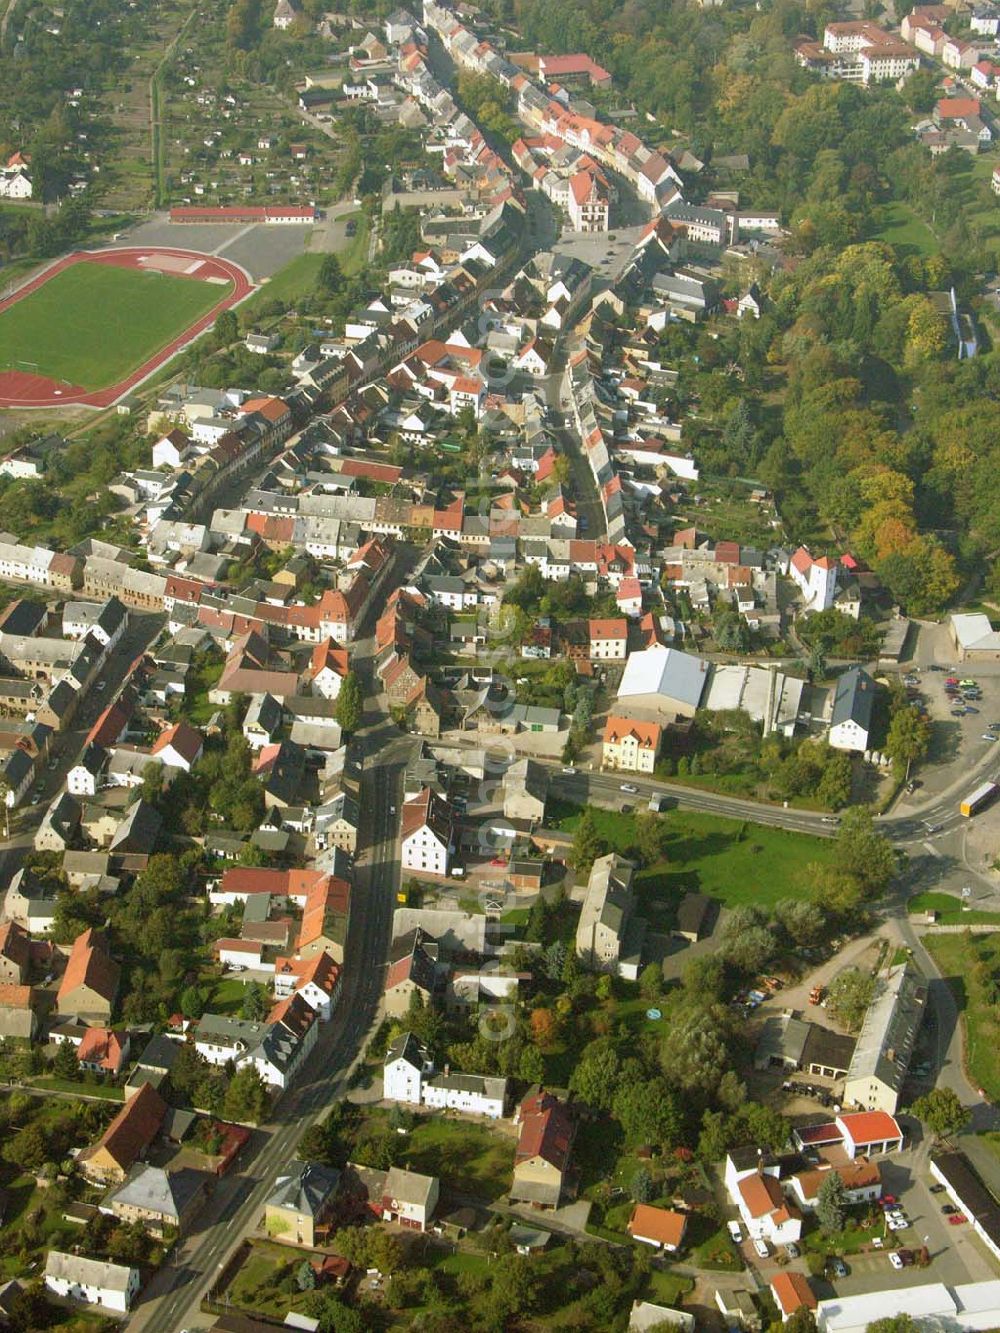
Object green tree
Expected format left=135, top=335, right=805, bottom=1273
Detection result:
left=834, top=807, right=897, bottom=896
left=911, top=1087, right=969, bottom=1140
left=826, top=968, right=875, bottom=1032
left=180, top=985, right=205, bottom=1020
left=214, top=309, right=238, bottom=347
left=569, top=1041, right=620, bottom=1111
left=866, top=1318, right=921, bottom=1333
left=318, top=253, right=343, bottom=294
left=241, top=981, right=269, bottom=1021
left=816, top=1170, right=848, bottom=1233
left=886, top=704, right=931, bottom=776
left=222, top=1066, right=269, bottom=1124
left=335, top=671, right=364, bottom=734
left=296, top=1260, right=317, bottom=1291
left=630, top=1166, right=654, bottom=1202
left=639, top=961, right=663, bottom=1000
left=613, top=1077, right=684, bottom=1150
left=571, top=806, right=606, bottom=871
left=634, top=811, right=669, bottom=867
left=52, top=1040, right=81, bottom=1081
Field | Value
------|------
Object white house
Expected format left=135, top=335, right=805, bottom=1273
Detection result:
left=828, top=666, right=874, bottom=753
left=725, top=1149, right=803, bottom=1247
left=589, top=618, right=628, bottom=660
left=151, top=430, right=192, bottom=470
left=788, top=1159, right=882, bottom=1211
left=383, top=1031, right=508, bottom=1118
left=400, top=786, right=452, bottom=877
left=0, top=153, right=32, bottom=200
left=67, top=744, right=106, bottom=798
left=384, top=1031, right=435, bottom=1104
left=45, top=1253, right=140, bottom=1314
left=308, top=639, right=349, bottom=698
left=789, top=546, right=838, bottom=612
left=149, top=720, right=204, bottom=771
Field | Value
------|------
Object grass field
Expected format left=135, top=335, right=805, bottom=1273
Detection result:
left=907, top=891, right=1000, bottom=926
left=871, top=200, right=940, bottom=257
left=553, top=803, right=836, bottom=911
left=0, top=261, right=229, bottom=389
left=925, top=932, right=1000, bottom=1101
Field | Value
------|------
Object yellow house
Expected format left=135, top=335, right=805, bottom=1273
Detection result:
left=265, top=1161, right=340, bottom=1247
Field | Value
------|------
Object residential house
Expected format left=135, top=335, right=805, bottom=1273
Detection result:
left=725, top=1148, right=802, bottom=1246
left=792, top=1111, right=904, bottom=1160
left=771, top=1273, right=817, bottom=1324
left=381, top=1165, right=439, bottom=1231
left=828, top=666, right=874, bottom=753
left=0, top=920, right=29, bottom=983
left=602, top=716, right=662, bottom=774
left=575, top=853, right=644, bottom=979
left=265, top=1161, right=340, bottom=1246
left=76, top=1027, right=130, bottom=1076
left=627, top=1204, right=688, bottom=1252
left=501, top=757, right=548, bottom=822
left=788, top=1159, right=882, bottom=1212
left=149, top=721, right=204, bottom=771
left=384, top=929, right=437, bottom=1016
left=400, top=786, right=452, bottom=877
left=0, top=983, right=38, bottom=1039
left=107, top=1164, right=210, bottom=1237
left=78, top=1083, right=168, bottom=1185
left=383, top=1031, right=508, bottom=1118
left=789, top=547, right=838, bottom=612
left=44, top=1254, right=140, bottom=1315
left=511, top=1089, right=575, bottom=1208
left=272, top=951, right=342, bottom=1020
left=589, top=617, right=628, bottom=660
left=57, top=928, right=120, bottom=1021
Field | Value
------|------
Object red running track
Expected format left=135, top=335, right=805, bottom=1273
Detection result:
left=0, top=247, right=254, bottom=409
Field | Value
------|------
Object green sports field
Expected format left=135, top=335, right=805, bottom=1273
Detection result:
left=0, top=260, right=230, bottom=389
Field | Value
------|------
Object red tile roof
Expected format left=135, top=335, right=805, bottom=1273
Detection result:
left=82, top=1082, right=166, bottom=1173
left=603, top=715, right=662, bottom=749
left=0, top=920, right=30, bottom=973
left=838, top=1110, right=902, bottom=1145
left=151, top=720, right=203, bottom=765
left=628, top=1203, right=687, bottom=1248
left=57, top=928, right=120, bottom=1007
left=516, top=1090, right=574, bottom=1172
left=771, top=1271, right=816, bottom=1318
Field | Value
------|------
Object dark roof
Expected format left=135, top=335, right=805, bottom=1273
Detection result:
left=932, top=1151, right=1000, bottom=1250
left=801, top=1024, right=856, bottom=1074
left=136, top=1034, right=184, bottom=1073
left=831, top=666, right=875, bottom=732
left=675, top=892, right=712, bottom=936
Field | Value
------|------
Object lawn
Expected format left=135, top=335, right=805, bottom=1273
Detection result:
left=0, top=260, right=229, bottom=389
left=925, top=932, right=1000, bottom=1101
left=403, top=1117, right=516, bottom=1200
left=907, top=892, right=1000, bottom=926
left=208, top=976, right=253, bottom=1014
left=243, top=252, right=324, bottom=312
left=227, top=1241, right=311, bottom=1321
left=554, top=804, right=836, bottom=912
left=871, top=200, right=940, bottom=257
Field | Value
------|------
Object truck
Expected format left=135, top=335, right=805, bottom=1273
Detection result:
left=648, top=792, right=668, bottom=812
left=960, top=781, right=998, bottom=818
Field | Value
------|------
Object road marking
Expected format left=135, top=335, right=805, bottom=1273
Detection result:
left=923, top=841, right=942, bottom=857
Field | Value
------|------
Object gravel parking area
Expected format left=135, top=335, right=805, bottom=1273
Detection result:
left=105, top=216, right=314, bottom=280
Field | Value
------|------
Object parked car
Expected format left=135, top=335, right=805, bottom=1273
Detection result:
left=929, top=1184, right=945, bottom=1194
left=951, top=708, right=967, bottom=717
left=982, top=734, right=998, bottom=742
left=727, top=1221, right=743, bottom=1243
left=942, top=1204, right=956, bottom=1215
left=620, top=783, right=638, bottom=794
left=890, top=1252, right=904, bottom=1270
left=827, top=1258, right=848, bottom=1279
left=753, top=1238, right=769, bottom=1259
left=785, top=1243, right=800, bottom=1259
left=948, top=1213, right=967, bottom=1226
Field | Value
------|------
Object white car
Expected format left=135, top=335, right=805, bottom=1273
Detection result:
left=890, top=1252, right=904, bottom=1270
left=727, top=1221, right=743, bottom=1242
left=620, top=783, right=638, bottom=794
left=888, top=1216, right=909, bottom=1231
left=753, top=1237, right=770, bottom=1259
